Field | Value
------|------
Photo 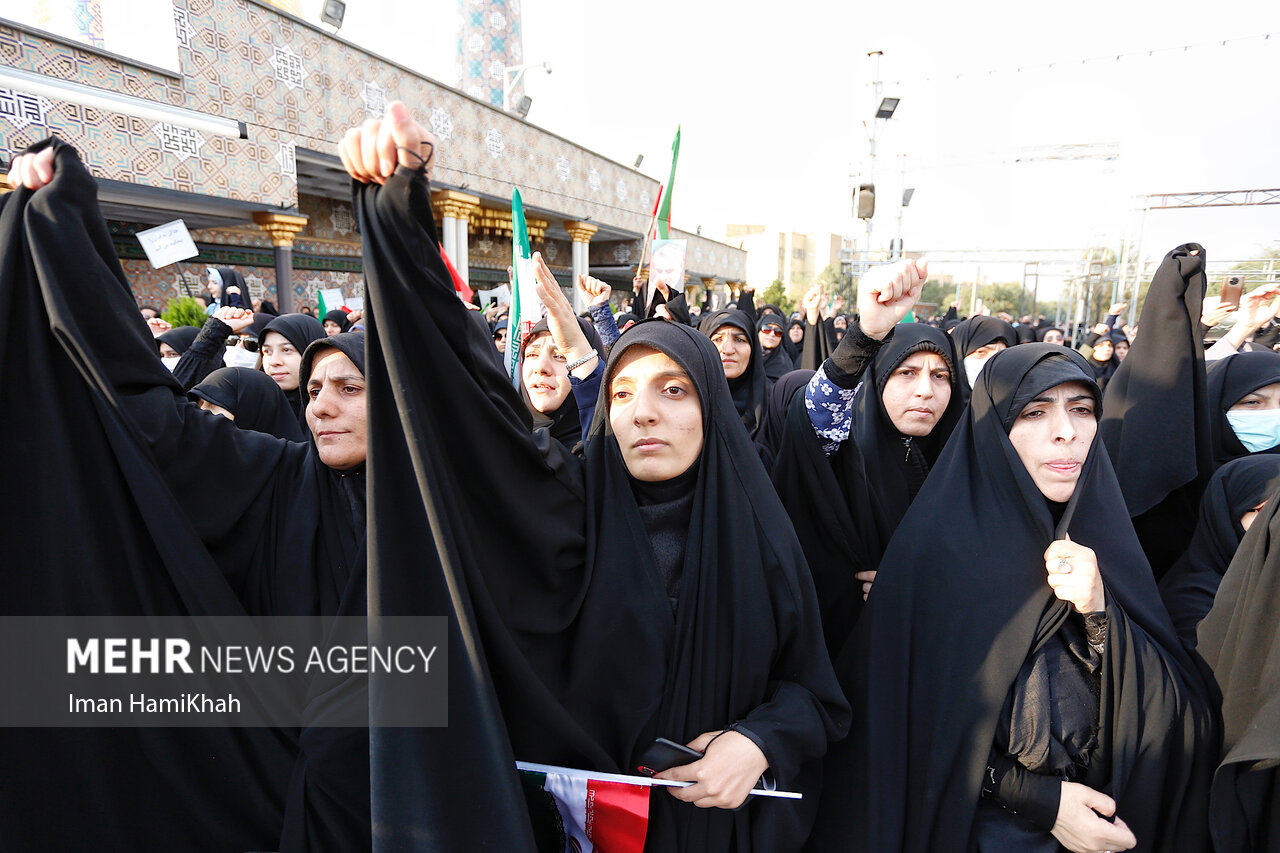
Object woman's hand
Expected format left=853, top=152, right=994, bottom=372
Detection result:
left=802, top=284, right=825, bottom=326
left=6, top=147, right=56, bottom=191
left=857, top=259, right=928, bottom=340
left=855, top=570, right=876, bottom=601
left=532, top=252, right=596, bottom=377
left=1051, top=782, right=1137, bottom=853
left=214, top=306, right=255, bottom=334
left=338, top=101, right=437, bottom=185
left=146, top=317, right=172, bottom=338
left=655, top=730, right=769, bottom=810
left=580, top=274, right=611, bottom=308
left=1044, top=536, right=1106, bottom=613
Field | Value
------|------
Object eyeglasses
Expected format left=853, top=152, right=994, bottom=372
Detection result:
left=759, top=328, right=782, bottom=337
left=226, top=335, right=260, bottom=352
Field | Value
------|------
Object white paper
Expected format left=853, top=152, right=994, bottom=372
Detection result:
left=344, top=297, right=364, bottom=312
left=319, top=287, right=346, bottom=311
left=136, top=220, right=199, bottom=269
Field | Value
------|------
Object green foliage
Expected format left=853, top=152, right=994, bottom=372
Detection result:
left=758, top=279, right=796, bottom=315
left=161, top=296, right=207, bottom=328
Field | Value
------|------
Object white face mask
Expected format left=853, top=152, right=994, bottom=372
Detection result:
left=963, top=354, right=988, bottom=389
left=161, top=356, right=180, bottom=372
left=223, top=346, right=259, bottom=369
left=1226, top=408, right=1280, bottom=453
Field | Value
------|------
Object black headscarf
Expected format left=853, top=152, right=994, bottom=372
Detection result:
left=351, top=161, right=847, bottom=852
left=211, top=267, right=248, bottom=309
left=1160, top=456, right=1280, bottom=645
left=757, top=313, right=798, bottom=388
left=516, top=317, right=603, bottom=454
left=1100, top=244, right=1213, bottom=580
left=1036, top=326, right=1065, bottom=343
left=809, top=342, right=1219, bottom=852
left=261, top=313, right=326, bottom=427
left=156, top=324, right=198, bottom=355
left=189, top=366, right=307, bottom=442
left=1084, top=335, right=1120, bottom=388
left=1207, top=351, right=1280, bottom=468
left=950, top=315, right=1017, bottom=403
left=772, top=324, right=962, bottom=655
left=1197, top=489, right=1280, bottom=852
left=699, top=308, right=767, bottom=436
left=0, top=138, right=362, bottom=851
left=322, top=308, right=352, bottom=333
left=753, top=368, right=813, bottom=473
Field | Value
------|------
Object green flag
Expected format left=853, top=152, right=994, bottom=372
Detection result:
left=504, top=188, right=537, bottom=385
left=656, top=126, right=680, bottom=240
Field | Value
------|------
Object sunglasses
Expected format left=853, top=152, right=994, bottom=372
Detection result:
left=759, top=328, right=782, bottom=336
left=226, top=335, right=260, bottom=352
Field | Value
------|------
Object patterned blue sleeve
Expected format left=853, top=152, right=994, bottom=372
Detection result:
left=588, top=302, right=620, bottom=348
left=805, top=364, right=860, bottom=456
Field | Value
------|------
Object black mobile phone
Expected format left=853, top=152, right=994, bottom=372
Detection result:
left=636, top=737, right=703, bottom=776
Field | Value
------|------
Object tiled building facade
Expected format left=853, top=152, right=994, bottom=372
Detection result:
left=0, top=0, right=746, bottom=311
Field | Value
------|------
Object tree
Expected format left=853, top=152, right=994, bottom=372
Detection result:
left=758, top=279, right=796, bottom=315
left=162, top=296, right=207, bottom=328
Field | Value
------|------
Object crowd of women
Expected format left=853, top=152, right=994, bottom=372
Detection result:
left=2, top=102, right=1278, bottom=853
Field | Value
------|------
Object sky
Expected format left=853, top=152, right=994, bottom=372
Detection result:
left=326, top=0, right=1280, bottom=293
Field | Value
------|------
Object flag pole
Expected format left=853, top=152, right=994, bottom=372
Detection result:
left=635, top=186, right=664, bottom=313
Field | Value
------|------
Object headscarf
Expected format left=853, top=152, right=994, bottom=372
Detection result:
left=353, top=160, right=846, bottom=852
left=260, top=312, right=326, bottom=427
left=188, top=366, right=307, bottom=442
left=1207, top=351, right=1280, bottom=468
left=772, top=324, right=962, bottom=655
left=322, top=309, right=352, bottom=334
left=1160, top=456, right=1280, bottom=644
left=698, top=308, right=766, bottom=436
left=1036, top=325, right=1065, bottom=343
left=753, top=368, right=813, bottom=473
left=156, top=325, right=198, bottom=355
left=950, top=315, right=1017, bottom=402
left=209, top=267, right=248, bottom=309
left=1197, top=485, right=1280, bottom=852
left=756, top=313, right=798, bottom=387
left=810, top=343, right=1219, bottom=852
left=516, top=317, right=603, bottom=454
left=584, top=320, right=849, bottom=850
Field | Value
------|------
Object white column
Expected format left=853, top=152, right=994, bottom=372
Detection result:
left=563, top=220, right=598, bottom=313
left=454, top=217, right=470, bottom=286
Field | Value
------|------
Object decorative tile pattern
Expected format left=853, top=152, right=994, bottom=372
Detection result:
left=0, top=2, right=744, bottom=296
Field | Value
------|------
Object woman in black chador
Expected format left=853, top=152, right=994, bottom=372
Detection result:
left=338, top=106, right=848, bottom=853
left=809, top=342, right=1219, bottom=853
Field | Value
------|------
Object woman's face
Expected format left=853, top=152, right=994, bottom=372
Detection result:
left=158, top=342, right=180, bottom=359
left=1008, top=381, right=1098, bottom=502
left=1229, top=382, right=1280, bottom=412
left=758, top=324, right=783, bottom=351
left=881, top=352, right=952, bottom=437
left=1114, top=340, right=1129, bottom=362
left=261, top=330, right=303, bottom=392
left=788, top=324, right=804, bottom=344
left=968, top=341, right=1007, bottom=362
left=323, top=320, right=343, bottom=337
left=305, top=350, right=368, bottom=471
left=1092, top=339, right=1114, bottom=362
left=834, top=316, right=848, bottom=330
left=1042, top=329, right=1065, bottom=346
left=520, top=331, right=572, bottom=414
left=609, top=346, right=703, bottom=482
left=710, top=324, right=751, bottom=380
left=197, top=399, right=235, bottom=420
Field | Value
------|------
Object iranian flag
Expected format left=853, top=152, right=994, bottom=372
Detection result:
left=503, top=188, right=541, bottom=385
left=517, top=762, right=650, bottom=853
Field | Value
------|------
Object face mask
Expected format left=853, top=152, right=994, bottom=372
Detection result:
left=963, top=355, right=987, bottom=389
left=1226, top=409, right=1280, bottom=453
left=223, top=346, right=259, bottom=369
left=161, top=356, right=180, bottom=372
